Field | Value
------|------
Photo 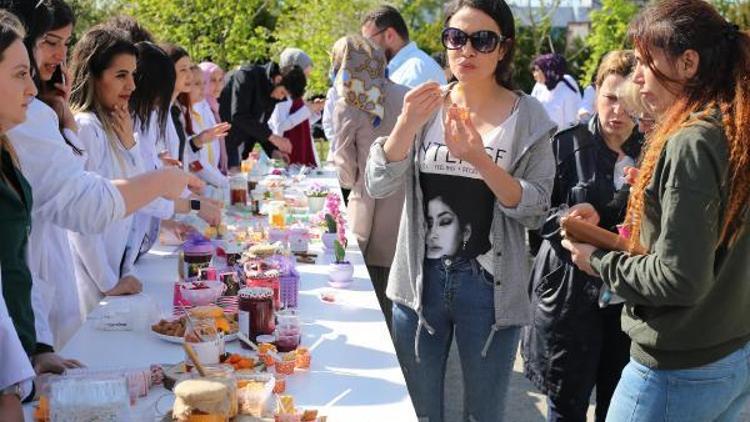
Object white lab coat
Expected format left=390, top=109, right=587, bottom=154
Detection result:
left=185, top=100, right=228, bottom=189
left=126, top=112, right=177, bottom=270
left=0, top=268, right=35, bottom=395
left=531, top=75, right=581, bottom=132
left=7, top=99, right=126, bottom=349
left=269, top=98, right=321, bottom=166
left=69, top=112, right=144, bottom=317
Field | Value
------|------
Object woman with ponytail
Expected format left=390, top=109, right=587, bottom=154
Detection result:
left=563, top=1, right=750, bottom=419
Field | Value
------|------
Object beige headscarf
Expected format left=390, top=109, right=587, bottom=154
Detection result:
left=331, top=35, right=386, bottom=127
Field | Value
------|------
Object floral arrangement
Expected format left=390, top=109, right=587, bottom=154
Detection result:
left=324, top=193, right=347, bottom=246
left=305, top=183, right=330, bottom=198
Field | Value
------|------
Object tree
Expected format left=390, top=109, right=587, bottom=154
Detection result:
left=271, top=0, right=379, bottom=95
left=581, top=0, right=638, bottom=87
left=68, top=0, right=124, bottom=38
left=396, top=0, right=445, bottom=55
left=126, top=0, right=278, bottom=69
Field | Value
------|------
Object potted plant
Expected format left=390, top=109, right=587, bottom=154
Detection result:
left=305, top=183, right=329, bottom=213
left=328, top=239, right=353, bottom=288
left=321, top=214, right=338, bottom=250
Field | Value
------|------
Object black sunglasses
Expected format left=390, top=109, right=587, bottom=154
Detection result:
left=441, top=27, right=505, bottom=54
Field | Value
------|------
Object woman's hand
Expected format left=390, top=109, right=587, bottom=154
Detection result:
left=40, top=62, right=77, bottom=132
left=443, top=104, right=486, bottom=165
left=561, top=238, right=599, bottom=276
left=111, top=104, right=136, bottom=149
left=269, top=134, right=292, bottom=154
left=195, top=122, right=231, bottom=147
left=32, top=352, right=84, bottom=375
left=105, top=275, right=143, bottom=296
left=567, top=203, right=600, bottom=226
left=399, top=82, right=443, bottom=131
left=156, top=167, right=205, bottom=200
left=624, top=166, right=639, bottom=186
left=192, top=196, right=223, bottom=226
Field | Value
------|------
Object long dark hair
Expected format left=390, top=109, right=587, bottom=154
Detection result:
left=130, top=42, right=174, bottom=139
left=444, top=0, right=516, bottom=89
left=625, top=0, right=750, bottom=248
left=160, top=43, right=194, bottom=134
left=0, top=9, right=26, bottom=168
left=69, top=26, right=137, bottom=137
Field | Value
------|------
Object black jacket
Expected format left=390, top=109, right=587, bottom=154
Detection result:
left=522, top=116, right=642, bottom=399
left=218, top=62, right=281, bottom=158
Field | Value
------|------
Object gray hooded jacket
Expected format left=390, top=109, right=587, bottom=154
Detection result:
left=365, top=93, right=557, bottom=360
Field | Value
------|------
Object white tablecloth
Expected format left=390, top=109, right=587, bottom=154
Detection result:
left=25, top=170, right=417, bottom=421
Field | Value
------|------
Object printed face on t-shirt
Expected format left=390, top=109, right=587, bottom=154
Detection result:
left=426, top=196, right=470, bottom=259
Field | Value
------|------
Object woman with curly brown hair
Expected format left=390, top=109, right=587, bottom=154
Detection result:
left=563, top=0, right=750, bottom=420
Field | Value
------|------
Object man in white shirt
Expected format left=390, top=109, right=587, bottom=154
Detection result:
left=361, top=5, right=446, bottom=88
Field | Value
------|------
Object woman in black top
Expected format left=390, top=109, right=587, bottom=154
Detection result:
left=522, top=50, right=643, bottom=422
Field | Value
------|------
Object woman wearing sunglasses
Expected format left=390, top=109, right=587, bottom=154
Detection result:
left=365, top=0, right=556, bottom=419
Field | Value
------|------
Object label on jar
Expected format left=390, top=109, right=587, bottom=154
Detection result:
left=239, top=310, right=249, bottom=337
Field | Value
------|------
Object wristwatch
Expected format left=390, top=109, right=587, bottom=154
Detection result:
left=190, top=199, right=201, bottom=211
left=0, top=383, right=23, bottom=400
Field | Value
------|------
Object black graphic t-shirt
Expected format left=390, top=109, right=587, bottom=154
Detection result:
left=419, top=107, right=518, bottom=274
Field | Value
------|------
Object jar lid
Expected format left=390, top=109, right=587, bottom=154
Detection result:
left=238, top=287, right=273, bottom=299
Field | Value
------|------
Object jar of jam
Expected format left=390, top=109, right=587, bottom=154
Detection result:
left=183, top=239, right=214, bottom=279
left=246, top=270, right=281, bottom=310
left=238, top=287, right=275, bottom=347
left=230, top=175, right=248, bottom=207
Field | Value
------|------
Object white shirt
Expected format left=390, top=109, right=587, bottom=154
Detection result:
left=69, top=112, right=144, bottom=317
left=531, top=75, right=581, bottom=132
left=7, top=99, right=126, bottom=349
left=0, top=268, right=35, bottom=395
left=185, top=100, right=229, bottom=189
left=322, top=87, right=338, bottom=162
left=578, top=85, right=596, bottom=122
left=387, top=42, right=447, bottom=88
left=269, top=98, right=320, bottom=166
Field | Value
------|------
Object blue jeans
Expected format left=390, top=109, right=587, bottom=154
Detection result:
left=606, top=341, right=750, bottom=421
left=392, top=257, right=520, bottom=422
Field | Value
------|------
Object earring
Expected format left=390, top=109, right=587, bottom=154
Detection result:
left=462, top=240, right=468, bottom=251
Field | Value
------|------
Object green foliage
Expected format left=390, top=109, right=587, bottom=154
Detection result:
left=396, top=0, right=444, bottom=55
left=712, top=0, right=750, bottom=29
left=126, top=0, right=278, bottom=69
left=333, top=239, right=346, bottom=263
left=271, top=0, right=379, bottom=95
left=581, top=0, right=638, bottom=87
left=68, top=0, right=124, bottom=40
left=324, top=214, right=337, bottom=234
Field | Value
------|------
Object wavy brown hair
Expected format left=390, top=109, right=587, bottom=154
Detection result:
left=625, top=0, right=750, bottom=249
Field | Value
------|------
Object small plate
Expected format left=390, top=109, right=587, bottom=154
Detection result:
left=151, top=329, right=238, bottom=344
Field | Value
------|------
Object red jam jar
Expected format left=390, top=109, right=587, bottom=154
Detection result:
left=245, top=269, right=281, bottom=309
left=238, top=287, right=275, bottom=347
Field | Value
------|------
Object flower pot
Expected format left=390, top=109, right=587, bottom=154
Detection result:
left=307, top=195, right=326, bottom=213
left=321, top=232, right=337, bottom=250
left=328, top=262, right=354, bottom=288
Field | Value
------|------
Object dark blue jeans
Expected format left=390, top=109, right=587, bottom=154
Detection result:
left=393, top=257, right=520, bottom=422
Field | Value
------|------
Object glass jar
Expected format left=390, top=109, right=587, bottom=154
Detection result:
left=267, top=201, right=287, bottom=229
left=230, top=174, right=248, bottom=206
left=238, top=287, right=275, bottom=346
left=275, top=310, right=301, bottom=353
left=203, top=364, right=238, bottom=418
left=183, top=318, right=223, bottom=368
left=183, top=240, right=214, bottom=280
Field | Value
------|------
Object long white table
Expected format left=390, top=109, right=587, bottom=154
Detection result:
left=24, top=170, right=417, bottom=421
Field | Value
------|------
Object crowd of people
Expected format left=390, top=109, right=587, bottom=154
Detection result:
left=0, top=0, right=749, bottom=421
